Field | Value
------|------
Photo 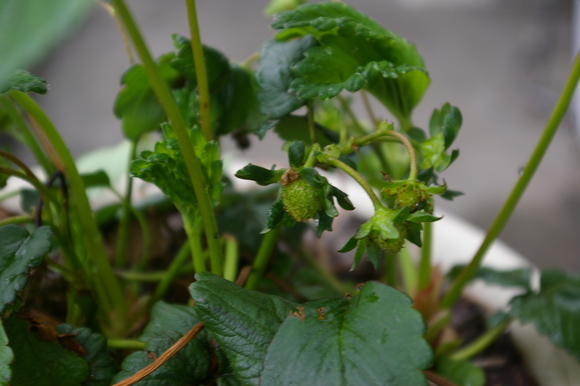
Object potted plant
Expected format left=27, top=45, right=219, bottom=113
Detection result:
left=0, top=0, right=579, bottom=385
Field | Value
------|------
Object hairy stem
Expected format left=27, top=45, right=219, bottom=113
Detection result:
left=441, top=51, right=580, bottom=309
left=184, top=0, right=212, bottom=141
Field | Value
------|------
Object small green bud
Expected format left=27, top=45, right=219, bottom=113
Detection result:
left=281, top=168, right=325, bottom=222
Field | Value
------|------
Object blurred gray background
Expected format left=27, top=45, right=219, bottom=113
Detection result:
left=23, top=0, right=579, bottom=270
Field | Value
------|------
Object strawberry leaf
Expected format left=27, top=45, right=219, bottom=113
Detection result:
left=0, top=225, right=52, bottom=315
left=0, top=320, right=13, bottom=385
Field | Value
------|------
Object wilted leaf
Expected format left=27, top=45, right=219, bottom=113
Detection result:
left=0, top=225, right=52, bottom=314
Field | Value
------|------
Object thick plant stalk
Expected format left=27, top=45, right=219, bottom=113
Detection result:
left=112, top=0, right=223, bottom=276
left=441, top=51, right=580, bottom=309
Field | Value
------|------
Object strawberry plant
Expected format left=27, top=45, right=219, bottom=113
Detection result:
left=1, top=0, right=579, bottom=385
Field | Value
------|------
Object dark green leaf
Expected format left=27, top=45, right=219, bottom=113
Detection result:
left=407, top=212, right=441, bottom=223
left=434, top=356, right=485, bottom=386
left=189, top=273, right=297, bottom=384
left=440, top=189, right=464, bottom=200
left=265, top=198, right=285, bottom=232
left=273, top=2, right=429, bottom=123
left=19, top=188, right=39, bottom=214
left=0, top=0, right=93, bottom=91
left=235, top=164, right=284, bottom=186
left=447, top=265, right=531, bottom=290
left=80, top=170, right=110, bottom=189
left=55, top=325, right=116, bottom=386
left=112, top=302, right=212, bottom=385
left=350, top=238, right=367, bottom=270
left=405, top=221, right=422, bottom=247
left=0, top=225, right=51, bottom=314
left=256, top=35, right=317, bottom=119
left=407, top=127, right=427, bottom=142
left=261, top=281, right=432, bottom=385
left=271, top=115, right=336, bottom=146
left=2, top=70, right=47, bottom=95
left=509, top=270, right=580, bottom=359
left=288, top=141, right=306, bottom=168
left=214, top=65, right=257, bottom=136
left=114, top=53, right=179, bottom=141
left=0, top=320, right=13, bottom=385
left=4, top=316, right=88, bottom=385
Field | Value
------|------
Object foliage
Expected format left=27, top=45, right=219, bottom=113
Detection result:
left=0, top=0, right=578, bottom=385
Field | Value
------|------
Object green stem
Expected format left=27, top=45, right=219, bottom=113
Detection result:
left=298, top=247, right=346, bottom=295
left=441, top=51, right=580, bottom=310
left=133, top=207, right=152, bottom=271
left=245, top=227, right=281, bottom=291
left=0, top=167, right=53, bottom=206
left=360, top=90, right=379, bottom=128
left=0, top=96, right=54, bottom=174
left=9, top=91, right=127, bottom=332
left=424, top=310, right=451, bottom=342
left=307, top=101, right=317, bottom=144
left=0, top=215, right=33, bottom=227
left=418, top=222, right=432, bottom=291
left=107, top=339, right=146, bottom=350
left=115, top=140, right=137, bottom=268
left=223, top=235, right=239, bottom=282
left=153, top=241, right=193, bottom=303
left=450, top=319, right=511, bottom=361
left=383, top=253, right=397, bottom=287
left=324, top=156, right=383, bottom=209
left=113, top=0, right=223, bottom=276
left=184, top=0, right=212, bottom=141
left=398, top=245, right=418, bottom=296
left=184, top=214, right=206, bottom=273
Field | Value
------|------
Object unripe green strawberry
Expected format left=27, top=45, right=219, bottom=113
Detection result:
left=369, top=223, right=407, bottom=255
left=281, top=169, right=324, bottom=222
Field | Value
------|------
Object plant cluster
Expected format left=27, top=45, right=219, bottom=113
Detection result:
left=0, top=1, right=579, bottom=385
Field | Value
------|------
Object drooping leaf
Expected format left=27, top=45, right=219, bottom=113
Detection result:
left=447, top=265, right=531, bottom=290
left=272, top=2, right=430, bottom=124
left=55, top=325, right=116, bottom=386
left=5, top=316, right=89, bottom=385
left=256, top=35, right=317, bottom=119
left=509, top=269, right=580, bottom=359
left=0, top=0, right=93, bottom=90
left=265, top=198, right=285, bottom=232
left=0, top=225, right=52, bottom=314
left=189, top=273, right=297, bottom=384
left=434, top=356, right=485, bottom=386
left=114, top=53, right=180, bottom=142
left=261, top=281, right=432, bottom=385
left=111, top=302, right=212, bottom=385
left=0, top=320, right=13, bottom=385
left=1, top=70, right=47, bottom=95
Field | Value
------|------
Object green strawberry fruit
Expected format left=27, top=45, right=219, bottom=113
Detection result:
left=281, top=169, right=324, bottom=222
left=369, top=223, right=407, bottom=255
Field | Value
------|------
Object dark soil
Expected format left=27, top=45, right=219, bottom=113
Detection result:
left=452, top=298, right=538, bottom=386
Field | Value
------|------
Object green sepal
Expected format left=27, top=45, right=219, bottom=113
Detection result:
left=405, top=222, right=422, bottom=247
left=298, top=167, right=325, bottom=188
left=2, top=70, right=47, bottom=95
left=288, top=141, right=306, bottom=168
left=429, top=102, right=462, bottom=150
left=316, top=211, right=333, bottom=237
left=366, top=241, right=382, bottom=269
left=264, top=198, right=285, bottom=232
left=235, top=164, right=285, bottom=186
left=331, top=186, right=354, bottom=210
left=350, top=238, right=367, bottom=271
left=407, top=212, right=441, bottom=223
left=338, top=235, right=358, bottom=253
